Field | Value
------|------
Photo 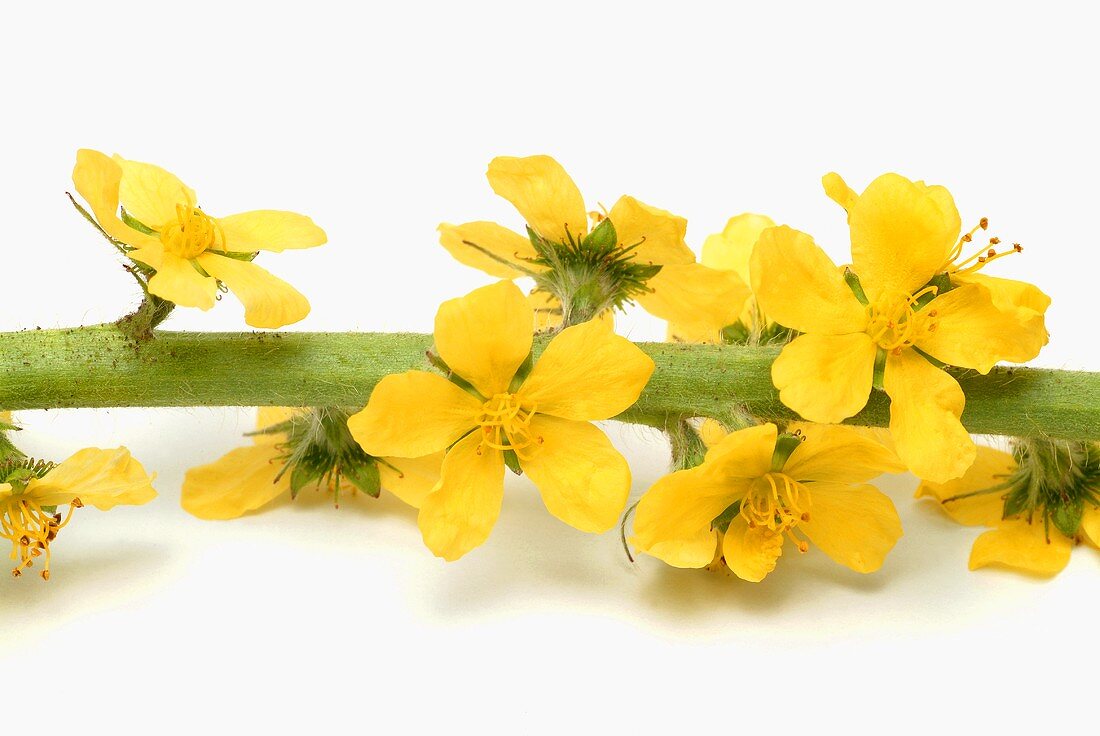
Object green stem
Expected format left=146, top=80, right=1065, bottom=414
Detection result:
left=0, top=326, right=1097, bottom=440
left=114, top=294, right=176, bottom=341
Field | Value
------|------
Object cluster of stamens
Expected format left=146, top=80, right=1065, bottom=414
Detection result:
left=475, top=394, right=541, bottom=458
left=943, top=216, right=1023, bottom=275
left=867, top=288, right=940, bottom=353
left=739, top=473, right=812, bottom=553
left=0, top=496, right=81, bottom=580
left=159, top=202, right=223, bottom=259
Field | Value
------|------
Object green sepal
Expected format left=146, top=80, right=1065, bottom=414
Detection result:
left=917, top=273, right=954, bottom=309
left=872, top=348, right=887, bottom=390
left=503, top=449, right=523, bottom=476
left=121, top=208, right=155, bottom=235
left=507, top=351, right=534, bottom=393
left=1002, top=487, right=1030, bottom=519
left=720, top=321, right=751, bottom=345
left=211, top=250, right=259, bottom=262
left=1050, top=500, right=1084, bottom=538
left=582, top=217, right=617, bottom=251
left=342, top=459, right=382, bottom=498
left=289, top=462, right=323, bottom=500
left=711, top=500, right=742, bottom=534
left=770, top=433, right=803, bottom=472
left=427, top=349, right=482, bottom=399
left=844, top=268, right=870, bottom=305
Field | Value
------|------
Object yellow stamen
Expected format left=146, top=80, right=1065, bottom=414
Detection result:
left=1, top=496, right=79, bottom=581
left=866, top=287, right=939, bottom=352
left=475, top=394, right=540, bottom=459
left=738, top=473, right=812, bottom=544
left=158, top=203, right=224, bottom=259
left=940, top=216, right=1023, bottom=276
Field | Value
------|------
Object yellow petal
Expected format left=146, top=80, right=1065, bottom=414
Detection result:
left=434, top=281, right=533, bottom=397
left=113, top=154, right=196, bottom=229
left=969, top=519, right=1072, bottom=576
left=917, top=283, right=1044, bottom=372
left=181, top=445, right=287, bottom=520
left=771, top=333, right=877, bottom=423
left=132, top=246, right=217, bottom=310
left=417, top=433, right=505, bottom=560
left=607, top=196, right=695, bottom=267
left=28, top=447, right=156, bottom=510
left=821, top=172, right=858, bottom=213
left=750, top=226, right=867, bottom=334
left=438, top=221, right=538, bottom=279
left=632, top=466, right=747, bottom=568
left=703, top=423, right=778, bottom=479
left=348, top=371, right=480, bottom=458
left=254, top=407, right=298, bottom=445
left=722, top=514, right=784, bottom=582
left=486, top=155, right=587, bottom=242
left=519, top=416, right=630, bottom=533
left=915, top=445, right=1016, bottom=527
left=783, top=423, right=906, bottom=483
left=800, top=481, right=903, bottom=573
left=666, top=320, right=720, bottom=345
left=699, top=419, right=729, bottom=448
left=0, top=411, right=11, bottom=425
left=636, top=263, right=751, bottom=334
left=216, top=210, right=327, bottom=253
left=71, top=149, right=161, bottom=248
left=1079, top=506, right=1100, bottom=548
left=848, top=173, right=960, bottom=300
left=884, top=349, right=975, bottom=483
left=703, top=213, right=777, bottom=281
left=955, top=272, right=1051, bottom=319
left=196, top=253, right=310, bottom=328
left=378, top=452, right=444, bottom=509
left=521, top=318, right=654, bottom=421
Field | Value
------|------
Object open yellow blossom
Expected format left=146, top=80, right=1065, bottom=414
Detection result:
left=438, top=155, right=749, bottom=331
left=632, top=423, right=905, bottom=582
left=917, top=443, right=1100, bottom=576
left=752, top=173, right=1049, bottom=482
left=348, top=280, right=655, bottom=561
left=71, top=149, right=326, bottom=328
left=1, top=446, right=156, bottom=580
left=182, top=407, right=442, bottom=520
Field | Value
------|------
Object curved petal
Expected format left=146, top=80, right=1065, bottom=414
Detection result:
left=196, top=253, right=310, bottom=328
left=134, top=247, right=217, bottom=310
left=607, top=196, right=694, bottom=266
left=29, top=447, right=157, bottom=510
left=849, top=173, right=960, bottom=300
left=632, top=466, right=748, bottom=568
left=438, top=221, right=538, bottom=279
left=434, top=281, right=533, bottom=397
left=750, top=225, right=868, bottom=334
left=954, top=272, right=1051, bottom=319
left=822, top=172, right=858, bottom=213
left=666, top=320, right=720, bottom=345
left=783, top=423, right=906, bottom=483
left=417, top=433, right=505, bottom=561
left=486, top=155, right=587, bottom=243
left=378, top=452, right=444, bottom=509
left=771, top=333, right=877, bottom=424
left=703, top=423, right=778, bottom=479
left=521, top=318, right=654, bottom=421
left=113, top=154, right=196, bottom=228
left=519, top=416, right=630, bottom=533
left=884, top=350, right=975, bottom=483
left=916, top=283, right=1045, bottom=372
left=216, top=210, right=327, bottom=253
left=348, top=371, right=480, bottom=458
left=969, top=519, right=1072, bottom=576
left=702, top=213, right=777, bottom=281
left=915, top=445, right=1015, bottom=527
left=800, top=481, right=903, bottom=573
left=722, top=515, right=785, bottom=582
left=636, top=262, right=751, bottom=334
left=1079, top=507, right=1100, bottom=549
left=181, top=445, right=287, bottom=520
left=72, top=149, right=161, bottom=248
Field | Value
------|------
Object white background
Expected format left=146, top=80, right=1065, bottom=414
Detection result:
left=2, top=1, right=1097, bottom=732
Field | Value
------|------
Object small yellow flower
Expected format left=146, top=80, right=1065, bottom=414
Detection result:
left=917, top=444, right=1100, bottom=576
left=631, top=423, right=905, bottom=582
left=348, top=280, right=655, bottom=561
left=181, top=408, right=442, bottom=520
left=752, top=173, right=1049, bottom=482
left=71, top=149, right=327, bottom=328
left=1, top=446, right=156, bottom=580
left=438, top=155, right=749, bottom=330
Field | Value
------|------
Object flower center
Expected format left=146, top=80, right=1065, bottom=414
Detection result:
left=474, top=393, right=540, bottom=457
left=941, top=216, right=1023, bottom=276
left=866, top=288, right=940, bottom=353
left=0, top=496, right=80, bottom=580
left=159, top=203, right=222, bottom=259
left=739, top=472, right=812, bottom=552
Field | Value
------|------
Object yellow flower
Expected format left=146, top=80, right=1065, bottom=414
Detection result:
left=181, top=407, right=442, bottom=520
left=917, top=444, right=1100, bottom=576
left=667, top=213, right=781, bottom=344
left=348, top=280, right=655, bottom=561
left=752, top=173, right=1049, bottom=482
left=632, top=423, right=905, bottom=582
left=438, top=155, right=749, bottom=331
left=71, top=149, right=327, bottom=328
left=1, top=446, right=156, bottom=580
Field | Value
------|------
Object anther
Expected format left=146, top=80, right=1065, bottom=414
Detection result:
left=962, top=233, right=972, bottom=243
left=989, top=237, right=1001, bottom=245
left=71, top=497, right=84, bottom=508
left=801, top=512, right=811, bottom=522
left=1013, top=243, right=1023, bottom=252
left=980, top=217, right=989, bottom=229
left=41, top=570, right=49, bottom=581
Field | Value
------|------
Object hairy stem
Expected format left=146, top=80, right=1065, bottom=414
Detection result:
left=0, top=326, right=1096, bottom=440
